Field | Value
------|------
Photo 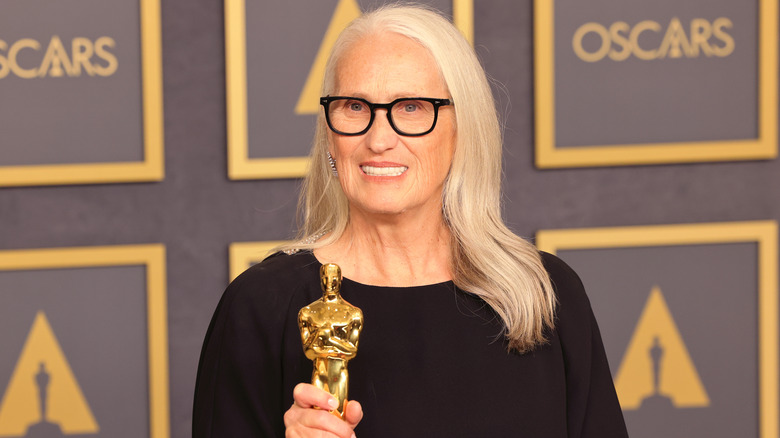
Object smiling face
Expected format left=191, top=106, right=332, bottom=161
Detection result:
left=328, top=32, right=456, bottom=219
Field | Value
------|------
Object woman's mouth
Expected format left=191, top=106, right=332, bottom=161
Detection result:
left=360, top=165, right=408, bottom=176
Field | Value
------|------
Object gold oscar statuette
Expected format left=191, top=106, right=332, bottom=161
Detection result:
left=298, top=263, right=363, bottom=418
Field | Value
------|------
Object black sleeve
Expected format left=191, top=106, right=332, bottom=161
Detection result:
left=192, top=265, right=295, bottom=438
left=543, top=253, right=629, bottom=438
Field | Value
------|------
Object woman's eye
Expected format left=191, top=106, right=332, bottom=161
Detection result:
left=403, top=103, right=418, bottom=112
left=347, top=102, right=364, bottom=112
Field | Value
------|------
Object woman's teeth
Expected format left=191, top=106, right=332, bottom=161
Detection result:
left=361, top=165, right=407, bottom=176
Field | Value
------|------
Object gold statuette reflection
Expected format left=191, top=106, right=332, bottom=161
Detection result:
left=298, top=263, right=363, bottom=418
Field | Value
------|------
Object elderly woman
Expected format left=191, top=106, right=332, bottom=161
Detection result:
left=193, top=5, right=627, bottom=438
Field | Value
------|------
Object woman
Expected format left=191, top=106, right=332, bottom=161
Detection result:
left=193, top=5, right=628, bottom=438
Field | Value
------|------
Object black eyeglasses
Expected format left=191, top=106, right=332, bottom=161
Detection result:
left=320, top=96, right=452, bottom=136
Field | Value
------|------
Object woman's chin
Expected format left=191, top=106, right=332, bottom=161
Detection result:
left=355, top=205, right=405, bottom=217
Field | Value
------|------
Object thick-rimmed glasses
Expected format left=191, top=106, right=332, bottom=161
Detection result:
left=320, top=96, right=452, bottom=136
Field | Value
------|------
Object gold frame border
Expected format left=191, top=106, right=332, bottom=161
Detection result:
left=225, top=0, right=474, bottom=180
left=229, top=241, right=288, bottom=281
left=533, top=0, right=779, bottom=168
left=536, top=221, right=779, bottom=437
left=0, top=245, right=170, bottom=438
left=0, top=0, right=165, bottom=187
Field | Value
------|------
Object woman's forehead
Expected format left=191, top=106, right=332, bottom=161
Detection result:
left=332, top=32, right=447, bottom=97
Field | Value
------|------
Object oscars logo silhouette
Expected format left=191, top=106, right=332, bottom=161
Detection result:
left=24, top=362, right=65, bottom=438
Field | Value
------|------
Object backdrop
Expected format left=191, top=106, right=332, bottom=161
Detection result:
left=0, top=0, right=778, bottom=437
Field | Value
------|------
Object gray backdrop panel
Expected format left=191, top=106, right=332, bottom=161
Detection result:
left=559, top=243, right=758, bottom=438
left=554, top=0, right=758, bottom=146
left=0, top=0, right=143, bottom=165
left=0, top=266, right=149, bottom=437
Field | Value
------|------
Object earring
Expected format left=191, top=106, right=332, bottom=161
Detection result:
left=327, top=151, right=338, bottom=177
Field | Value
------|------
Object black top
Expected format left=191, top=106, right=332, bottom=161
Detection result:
left=193, top=251, right=628, bottom=437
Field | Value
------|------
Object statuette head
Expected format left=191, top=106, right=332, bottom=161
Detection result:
left=320, top=263, right=342, bottom=294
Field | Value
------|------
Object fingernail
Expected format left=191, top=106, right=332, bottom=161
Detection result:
left=328, top=398, right=339, bottom=409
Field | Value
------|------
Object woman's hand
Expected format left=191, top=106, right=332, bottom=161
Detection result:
left=284, top=383, right=363, bottom=438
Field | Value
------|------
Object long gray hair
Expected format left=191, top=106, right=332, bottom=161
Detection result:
left=282, top=4, right=555, bottom=352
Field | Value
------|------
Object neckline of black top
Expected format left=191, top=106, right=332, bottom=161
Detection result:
left=297, top=250, right=456, bottom=290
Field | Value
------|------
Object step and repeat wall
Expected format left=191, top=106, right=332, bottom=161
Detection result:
left=0, top=0, right=778, bottom=437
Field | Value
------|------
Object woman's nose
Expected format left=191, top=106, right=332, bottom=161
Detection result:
left=364, top=110, right=398, bottom=153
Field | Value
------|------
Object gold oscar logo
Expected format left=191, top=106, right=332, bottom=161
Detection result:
left=572, top=17, right=735, bottom=62
left=614, top=286, right=710, bottom=411
left=295, top=0, right=362, bottom=115
left=0, top=312, right=98, bottom=436
left=0, top=36, right=118, bottom=79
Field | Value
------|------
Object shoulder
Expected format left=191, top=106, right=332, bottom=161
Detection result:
left=539, top=251, right=594, bottom=328
left=232, top=251, right=320, bottom=289
left=540, top=252, right=589, bottom=304
left=219, top=251, right=322, bottom=319
left=198, top=251, right=322, bottom=358
left=236, top=250, right=321, bottom=284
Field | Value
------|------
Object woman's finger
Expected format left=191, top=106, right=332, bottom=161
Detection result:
left=343, top=400, right=363, bottom=429
left=292, top=383, right=340, bottom=411
left=284, top=402, right=357, bottom=438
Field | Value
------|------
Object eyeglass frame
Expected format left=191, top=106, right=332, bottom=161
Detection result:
left=319, top=96, right=453, bottom=137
